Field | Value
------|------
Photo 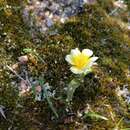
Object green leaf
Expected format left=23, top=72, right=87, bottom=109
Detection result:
left=38, top=80, right=58, bottom=118
left=39, top=79, right=45, bottom=86
left=84, top=112, right=108, bottom=121
left=23, top=48, right=32, bottom=53
left=32, top=85, right=35, bottom=94
left=66, top=79, right=80, bottom=103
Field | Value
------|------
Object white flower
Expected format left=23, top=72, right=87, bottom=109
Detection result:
left=65, top=48, right=98, bottom=74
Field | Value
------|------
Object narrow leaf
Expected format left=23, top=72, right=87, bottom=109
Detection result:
left=23, top=48, right=32, bottom=53
left=84, top=112, right=108, bottom=121
left=0, top=105, right=6, bottom=119
left=66, top=79, right=80, bottom=103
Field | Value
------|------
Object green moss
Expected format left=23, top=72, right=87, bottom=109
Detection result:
left=0, top=1, right=130, bottom=130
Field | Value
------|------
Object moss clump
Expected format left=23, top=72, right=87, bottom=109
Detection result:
left=0, top=1, right=130, bottom=130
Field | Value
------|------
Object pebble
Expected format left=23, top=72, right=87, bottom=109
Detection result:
left=114, top=0, right=127, bottom=9
left=11, top=63, right=19, bottom=70
left=18, top=55, right=28, bottom=64
left=23, top=0, right=90, bottom=34
left=35, top=85, right=42, bottom=93
left=19, top=80, right=29, bottom=95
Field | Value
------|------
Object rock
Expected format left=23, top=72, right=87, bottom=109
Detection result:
left=19, top=80, right=29, bottom=96
left=35, top=85, right=42, bottom=93
left=22, top=0, right=88, bottom=34
left=18, top=55, right=28, bottom=64
left=46, top=18, right=53, bottom=27
left=11, top=63, right=19, bottom=70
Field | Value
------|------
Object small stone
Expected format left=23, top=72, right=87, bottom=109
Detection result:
left=35, top=85, right=42, bottom=93
left=83, top=0, right=94, bottom=4
left=114, top=0, right=127, bottom=9
left=46, top=18, right=53, bottom=27
left=128, top=25, right=130, bottom=30
left=18, top=55, right=28, bottom=64
left=45, top=11, right=50, bottom=17
left=60, top=17, right=67, bottom=23
left=11, top=63, right=19, bottom=70
left=19, top=80, right=29, bottom=96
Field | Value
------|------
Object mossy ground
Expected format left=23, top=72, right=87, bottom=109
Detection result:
left=0, top=0, right=130, bottom=130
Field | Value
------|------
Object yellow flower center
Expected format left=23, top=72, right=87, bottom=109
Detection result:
left=72, top=53, right=90, bottom=69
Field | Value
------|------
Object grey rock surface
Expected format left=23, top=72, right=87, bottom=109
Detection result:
left=23, top=0, right=90, bottom=35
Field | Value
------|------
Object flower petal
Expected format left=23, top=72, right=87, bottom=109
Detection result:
left=82, top=49, right=93, bottom=57
left=70, top=67, right=83, bottom=74
left=90, top=57, right=98, bottom=62
left=84, top=67, right=92, bottom=75
left=71, top=48, right=81, bottom=56
left=87, top=57, right=98, bottom=67
left=65, top=55, right=73, bottom=64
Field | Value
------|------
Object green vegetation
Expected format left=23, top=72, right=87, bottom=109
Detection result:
left=0, top=0, right=130, bottom=130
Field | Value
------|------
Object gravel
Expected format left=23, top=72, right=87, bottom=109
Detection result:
left=22, top=0, right=94, bottom=35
